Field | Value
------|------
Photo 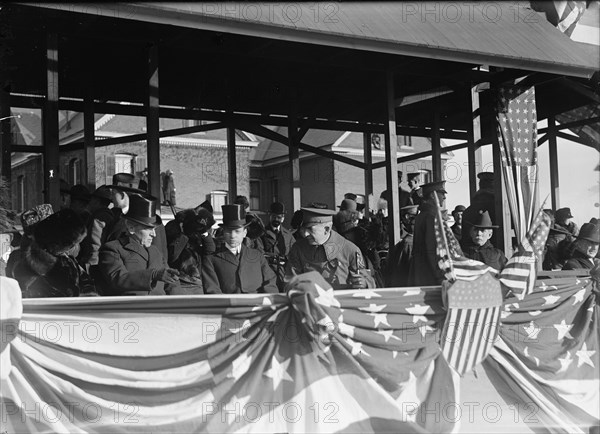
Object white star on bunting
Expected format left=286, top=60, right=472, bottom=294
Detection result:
left=264, top=356, right=293, bottom=390
left=557, top=351, right=573, bottom=374
left=576, top=343, right=596, bottom=368
left=369, top=312, right=390, bottom=327
left=346, top=337, right=370, bottom=357
left=359, top=303, right=387, bottom=313
left=572, top=288, right=586, bottom=305
left=315, top=283, right=341, bottom=308
left=524, top=321, right=541, bottom=340
left=376, top=329, right=400, bottom=343
left=228, top=352, right=253, bottom=381
left=352, top=290, right=381, bottom=299
left=554, top=320, right=574, bottom=340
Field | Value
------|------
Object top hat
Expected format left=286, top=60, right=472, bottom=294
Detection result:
left=69, top=185, right=91, bottom=202
left=269, top=201, right=285, bottom=215
left=477, top=172, right=494, bottom=182
left=300, top=207, right=337, bottom=227
left=577, top=222, right=600, bottom=243
left=338, top=198, right=357, bottom=212
left=469, top=210, right=499, bottom=229
left=452, top=205, right=466, bottom=214
left=421, top=181, right=447, bottom=197
left=124, top=194, right=159, bottom=228
left=220, top=204, right=248, bottom=229
left=556, top=207, right=573, bottom=220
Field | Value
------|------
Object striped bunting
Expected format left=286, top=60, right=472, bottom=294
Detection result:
left=441, top=272, right=503, bottom=376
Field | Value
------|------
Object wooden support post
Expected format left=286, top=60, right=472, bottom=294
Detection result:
left=288, top=103, right=301, bottom=211
left=467, top=85, right=483, bottom=200
left=83, top=94, right=96, bottom=190
left=363, top=131, right=373, bottom=216
left=147, top=44, right=161, bottom=199
left=227, top=124, right=237, bottom=203
left=44, top=33, right=60, bottom=209
left=431, top=110, right=442, bottom=182
left=548, top=115, right=560, bottom=210
left=384, top=72, right=401, bottom=246
left=0, top=88, right=12, bottom=202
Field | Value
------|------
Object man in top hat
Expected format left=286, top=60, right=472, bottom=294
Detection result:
left=462, top=210, right=507, bottom=270
left=99, top=194, right=180, bottom=296
left=555, top=207, right=579, bottom=237
left=386, top=204, right=418, bottom=287
left=286, top=207, right=375, bottom=290
left=450, top=205, right=466, bottom=242
left=408, top=181, right=448, bottom=286
left=261, top=201, right=295, bottom=291
left=563, top=221, right=600, bottom=271
left=407, top=172, right=423, bottom=207
left=202, top=204, right=277, bottom=294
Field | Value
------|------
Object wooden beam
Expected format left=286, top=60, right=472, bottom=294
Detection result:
left=0, top=88, right=12, bottom=203
left=83, top=94, right=96, bottom=190
left=363, top=131, right=373, bottom=216
left=371, top=141, right=470, bottom=170
left=227, top=124, right=237, bottom=202
left=62, top=122, right=227, bottom=151
left=467, top=85, right=483, bottom=200
left=384, top=71, right=401, bottom=246
left=431, top=110, right=442, bottom=181
left=547, top=115, right=560, bottom=210
left=44, top=33, right=60, bottom=209
left=10, top=145, right=44, bottom=153
left=147, top=44, right=160, bottom=199
left=288, top=103, right=301, bottom=211
left=538, top=116, right=600, bottom=133
left=556, top=130, right=598, bottom=148
left=561, top=78, right=600, bottom=104
left=236, top=120, right=365, bottom=170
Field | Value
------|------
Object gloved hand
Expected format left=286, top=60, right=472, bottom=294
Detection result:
left=152, top=268, right=180, bottom=284
left=348, top=271, right=367, bottom=289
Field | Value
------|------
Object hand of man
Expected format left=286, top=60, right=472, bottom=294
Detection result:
left=154, top=268, right=180, bottom=284
left=348, top=272, right=367, bottom=289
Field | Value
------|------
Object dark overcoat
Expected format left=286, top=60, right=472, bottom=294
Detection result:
left=99, top=234, right=176, bottom=295
left=563, top=251, right=596, bottom=271
left=408, top=202, right=444, bottom=286
left=463, top=240, right=507, bottom=271
left=202, top=244, right=278, bottom=294
left=262, top=225, right=295, bottom=290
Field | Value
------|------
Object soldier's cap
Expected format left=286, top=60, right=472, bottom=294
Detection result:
left=421, top=181, right=447, bottom=196
left=407, top=172, right=421, bottom=181
left=477, top=172, right=494, bottom=181
left=401, top=205, right=419, bottom=215
left=300, top=207, right=337, bottom=227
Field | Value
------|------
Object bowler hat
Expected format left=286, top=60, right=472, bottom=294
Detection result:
left=69, top=185, right=91, bottom=202
left=269, top=202, right=285, bottom=215
left=421, top=181, right=447, bottom=197
left=469, top=210, right=499, bottom=229
left=577, top=222, right=600, bottom=243
left=300, top=207, right=337, bottom=227
left=234, top=195, right=250, bottom=210
left=344, top=193, right=358, bottom=201
left=407, top=172, right=421, bottom=181
left=338, top=198, right=357, bottom=212
left=110, top=173, right=145, bottom=195
left=453, top=205, right=466, bottom=214
left=556, top=207, right=573, bottom=220
left=124, top=194, right=159, bottom=228
left=91, top=185, right=112, bottom=202
left=220, top=204, right=248, bottom=229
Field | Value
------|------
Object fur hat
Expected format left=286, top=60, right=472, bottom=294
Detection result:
left=34, top=208, right=86, bottom=255
left=21, top=204, right=54, bottom=231
left=183, top=208, right=215, bottom=236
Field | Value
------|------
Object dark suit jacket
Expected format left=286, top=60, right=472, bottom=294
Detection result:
left=202, top=245, right=277, bottom=294
left=408, top=202, right=444, bottom=286
left=99, top=235, right=174, bottom=295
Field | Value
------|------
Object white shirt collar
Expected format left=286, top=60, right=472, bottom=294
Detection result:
left=226, top=243, right=241, bottom=255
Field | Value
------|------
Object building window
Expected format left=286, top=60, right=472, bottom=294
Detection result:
left=183, top=119, right=206, bottom=134
left=114, top=153, right=135, bottom=174
left=249, top=180, right=260, bottom=211
left=398, top=135, right=412, bottom=148
left=210, top=190, right=228, bottom=216
left=420, top=170, right=432, bottom=184
left=67, top=157, right=81, bottom=186
left=16, top=175, right=25, bottom=212
left=271, top=179, right=279, bottom=204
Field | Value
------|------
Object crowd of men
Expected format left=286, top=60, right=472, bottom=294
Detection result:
left=1, top=170, right=598, bottom=298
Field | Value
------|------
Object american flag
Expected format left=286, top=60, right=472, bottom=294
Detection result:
left=500, top=207, right=552, bottom=300
left=531, top=1, right=589, bottom=36
left=432, top=196, right=504, bottom=375
left=486, top=273, right=599, bottom=431
left=496, top=85, right=538, bottom=241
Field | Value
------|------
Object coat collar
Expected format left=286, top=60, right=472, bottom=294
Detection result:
left=119, top=234, right=149, bottom=261
left=214, top=244, right=246, bottom=265
left=23, top=240, right=58, bottom=276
